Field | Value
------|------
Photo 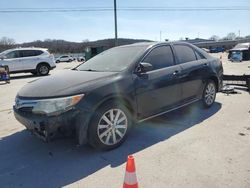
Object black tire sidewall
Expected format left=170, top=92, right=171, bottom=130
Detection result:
left=88, top=102, right=132, bottom=150
left=202, top=80, right=216, bottom=108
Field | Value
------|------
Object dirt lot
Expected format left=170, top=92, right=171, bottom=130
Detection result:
left=0, top=55, right=250, bottom=188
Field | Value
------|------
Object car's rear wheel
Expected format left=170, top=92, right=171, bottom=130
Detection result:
left=88, top=102, right=132, bottom=150
left=202, top=80, right=216, bottom=108
left=37, top=64, right=50, bottom=76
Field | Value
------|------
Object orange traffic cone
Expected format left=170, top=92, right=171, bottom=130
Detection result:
left=123, top=155, right=139, bottom=188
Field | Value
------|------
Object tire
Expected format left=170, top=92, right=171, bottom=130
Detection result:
left=37, top=64, right=50, bottom=76
left=202, top=80, right=216, bottom=108
left=56, top=60, right=60, bottom=63
left=88, top=101, right=132, bottom=150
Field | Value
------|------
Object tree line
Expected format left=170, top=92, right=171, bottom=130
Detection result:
left=0, top=37, right=151, bottom=54
left=1, top=33, right=250, bottom=53
left=209, top=33, right=250, bottom=41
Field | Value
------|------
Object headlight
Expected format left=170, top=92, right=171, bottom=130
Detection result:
left=32, top=94, right=84, bottom=116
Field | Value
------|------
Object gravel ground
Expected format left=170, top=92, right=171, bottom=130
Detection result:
left=0, top=56, right=249, bottom=188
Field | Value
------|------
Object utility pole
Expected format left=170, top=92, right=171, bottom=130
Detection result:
left=114, top=0, right=118, bottom=46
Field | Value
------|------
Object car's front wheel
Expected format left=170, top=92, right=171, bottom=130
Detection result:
left=88, top=102, right=132, bottom=150
left=202, top=80, right=216, bottom=108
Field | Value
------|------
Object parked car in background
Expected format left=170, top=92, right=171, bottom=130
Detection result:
left=228, top=43, right=250, bottom=61
left=77, top=56, right=86, bottom=62
left=209, top=47, right=225, bottom=53
left=14, top=42, right=223, bottom=150
left=56, top=55, right=74, bottom=63
left=230, top=51, right=243, bottom=62
left=0, top=47, right=56, bottom=75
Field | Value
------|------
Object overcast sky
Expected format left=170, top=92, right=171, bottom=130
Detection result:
left=0, top=0, right=250, bottom=43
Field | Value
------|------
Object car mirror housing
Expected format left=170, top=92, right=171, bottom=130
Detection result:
left=0, top=56, right=5, bottom=60
left=137, top=62, right=153, bottom=73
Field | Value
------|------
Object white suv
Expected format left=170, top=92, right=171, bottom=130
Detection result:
left=56, top=55, right=74, bottom=63
left=0, top=47, right=56, bottom=76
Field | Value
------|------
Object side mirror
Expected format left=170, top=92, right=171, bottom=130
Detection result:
left=0, top=56, right=5, bottom=60
left=137, top=62, right=153, bottom=73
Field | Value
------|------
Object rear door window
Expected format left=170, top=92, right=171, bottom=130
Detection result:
left=143, top=45, right=175, bottom=71
left=174, top=44, right=197, bottom=64
left=21, top=50, right=42, bottom=57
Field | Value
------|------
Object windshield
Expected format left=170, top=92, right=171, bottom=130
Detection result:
left=76, top=46, right=147, bottom=72
left=0, top=49, right=12, bottom=56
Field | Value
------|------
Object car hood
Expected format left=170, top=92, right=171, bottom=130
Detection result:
left=18, top=70, right=118, bottom=98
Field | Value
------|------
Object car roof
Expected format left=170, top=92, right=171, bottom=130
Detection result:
left=4, top=47, right=48, bottom=52
left=116, top=41, right=194, bottom=49
left=15, top=47, right=48, bottom=51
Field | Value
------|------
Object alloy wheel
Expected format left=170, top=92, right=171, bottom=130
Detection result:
left=97, top=109, right=128, bottom=146
left=204, top=83, right=216, bottom=105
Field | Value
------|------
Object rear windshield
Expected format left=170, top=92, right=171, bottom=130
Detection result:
left=77, top=46, right=147, bottom=72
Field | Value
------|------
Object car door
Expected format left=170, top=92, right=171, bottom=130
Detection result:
left=21, top=50, right=42, bottom=70
left=173, top=44, right=209, bottom=102
left=1, top=50, right=22, bottom=72
left=134, top=45, right=182, bottom=118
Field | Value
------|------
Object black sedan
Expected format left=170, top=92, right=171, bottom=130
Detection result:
left=14, top=42, right=223, bottom=150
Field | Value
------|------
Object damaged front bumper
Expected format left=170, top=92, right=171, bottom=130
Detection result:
left=13, top=106, right=80, bottom=141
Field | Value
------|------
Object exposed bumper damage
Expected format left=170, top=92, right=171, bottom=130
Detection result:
left=13, top=107, right=81, bottom=142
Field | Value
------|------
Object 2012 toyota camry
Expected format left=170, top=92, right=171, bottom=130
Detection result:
left=14, top=42, right=223, bottom=150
